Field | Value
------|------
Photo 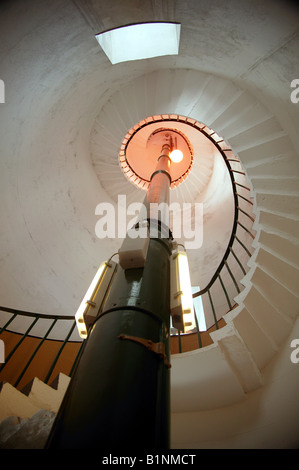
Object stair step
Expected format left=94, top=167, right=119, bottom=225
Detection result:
left=245, top=154, right=299, bottom=178
left=255, top=247, right=299, bottom=297
left=0, top=409, right=55, bottom=449
left=0, top=415, right=27, bottom=446
left=171, top=343, right=246, bottom=412
left=191, top=77, right=240, bottom=127
left=256, top=193, right=299, bottom=218
left=210, top=325, right=262, bottom=392
left=28, top=376, right=69, bottom=413
left=257, top=230, right=299, bottom=269
left=204, top=83, right=243, bottom=128
left=0, top=383, right=40, bottom=422
left=211, top=94, right=271, bottom=138
left=229, top=307, right=277, bottom=370
left=228, top=117, right=286, bottom=152
left=237, top=135, right=294, bottom=168
left=0, top=373, right=70, bottom=424
left=50, top=372, right=71, bottom=394
left=251, top=177, right=299, bottom=196
left=243, top=285, right=292, bottom=347
left=250, top=266, right=299, bottom=321
left=256, top=210, right=299, bottom=242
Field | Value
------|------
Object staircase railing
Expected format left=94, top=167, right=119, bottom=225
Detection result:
left=120, top=115, right=256, bottom=351
left=0, top=307, right=84, bottom=390
left=0, top=119, right=255, bottom=385
left=166, top=119, right=255, bottom=352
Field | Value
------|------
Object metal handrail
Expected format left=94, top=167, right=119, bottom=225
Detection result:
left=0, top=118, right=255, bottom=377
left=192, top=125, right=254, bottom=297
left=0, top=308, right=84, bottom=389
left=120, top=114, right=255, bottom=305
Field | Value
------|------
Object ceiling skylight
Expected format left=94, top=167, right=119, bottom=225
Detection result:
left=95, top=22, right=181, bottom=65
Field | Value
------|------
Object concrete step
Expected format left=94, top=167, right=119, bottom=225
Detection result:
left=171, top=342, right=247, bottom=413
left=256, top=230, right=299, bottom=269
left=0, top=409, right=55, bottom=449
left=255, top=210, right=299, bottom=243
left=251, top=177, right=299, bottom=196
left=0, top=373, right=70, bottom=448
left=0, top=415, right=27, bottom=447
left=255, top=193, right=299, bottom=218
left=211, top=93, right=271, bottom=139
left=254, top=246, right=299, bottom=297
left=225, top=306, right=277, bottom=370
left=237, top=135, right=294, bottom=168
left=228, top=117, right=286, bottom=153
left=242, top=285, right=292, bottom=347
left=191, top=77, right=241, bottom=127
left=250, top=266, right=299, bottom=321
left=202, top=83, right=243, bottom=128
left=0, top=373, right=70, bottom=423
left=245, top=154, right=299, bottom=178
left=50, top=371, right=71, bottom=394
left=0, top=382, right=40, bottom=422
left=210, top=324, right=262, bottom=392
left=27, top=375, right=70, bottom=414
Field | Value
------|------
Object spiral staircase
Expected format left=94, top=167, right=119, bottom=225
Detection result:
left=0, top=0, right=299, bottom=449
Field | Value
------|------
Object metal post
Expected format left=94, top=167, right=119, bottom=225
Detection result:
left=46, top=143, right=173, bottom=450
left=146, top=143, right=171, bottom=209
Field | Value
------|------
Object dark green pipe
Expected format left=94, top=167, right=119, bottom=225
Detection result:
left=46, top=236, right=171, bottom=449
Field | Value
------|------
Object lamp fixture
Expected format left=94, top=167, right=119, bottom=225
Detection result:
left=169, top=148, right=183, bottom=163
left=170, top=248, right=195, bottom=333
left=75, top=260, right=117, bottom=338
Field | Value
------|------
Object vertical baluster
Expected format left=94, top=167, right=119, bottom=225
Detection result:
left=69, top=339, right=86, bottom=378
left=0, top=312, right=18, bottom=335
left=235, top=192, right=253, bottom=205
left=237, top=220, right=255, bottom=239
left=207, top=289, right=218, bottom=329
left=13, top=318, right=58, bottom=387
left=235, top=235, right=252, bottom=257
left=230, top=247, right=246, bottom=275
left=178, top=330, right=182, bottom=353
left=193, top=304, right=202, bottom=348
left=218, top=273, right=232, bottom=311
left=237, top=206, right=255, bottom=222
left=0, top=315, right=40, bottom=373
left=44, top=320, right=76, bottom=384
left=224, top=260, right=240, bottom=294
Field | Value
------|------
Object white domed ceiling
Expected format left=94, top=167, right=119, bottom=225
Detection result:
left=0, top=0, right=298, bottom=322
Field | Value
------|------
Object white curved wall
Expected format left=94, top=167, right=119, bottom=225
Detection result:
left=171, top=317, right=299, bottom=449
left=1, top=0, right=298, bottom=315
left=1, top=0, right=299, bottom=448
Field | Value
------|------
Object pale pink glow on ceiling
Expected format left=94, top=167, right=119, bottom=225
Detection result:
left=119, top=117, right=196, bottom=190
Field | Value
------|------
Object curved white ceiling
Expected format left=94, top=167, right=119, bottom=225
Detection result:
left=0, top=0, right=298, bottom=323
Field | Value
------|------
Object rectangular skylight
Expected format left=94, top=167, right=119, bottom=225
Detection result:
left=95, top=22, right=181, bottom=65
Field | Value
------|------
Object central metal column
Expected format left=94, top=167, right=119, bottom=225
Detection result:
left=46, top=144, right=173, bottom=450
left=146, top=143, right=171, bottom=209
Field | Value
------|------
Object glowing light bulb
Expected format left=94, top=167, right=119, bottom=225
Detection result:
left=170, top=149, right=183, bottom=163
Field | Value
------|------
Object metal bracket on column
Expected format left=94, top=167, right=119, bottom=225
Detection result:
left=150, top=169, right=172, bottom=185
left=118, top=334, right=171, bottom=369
